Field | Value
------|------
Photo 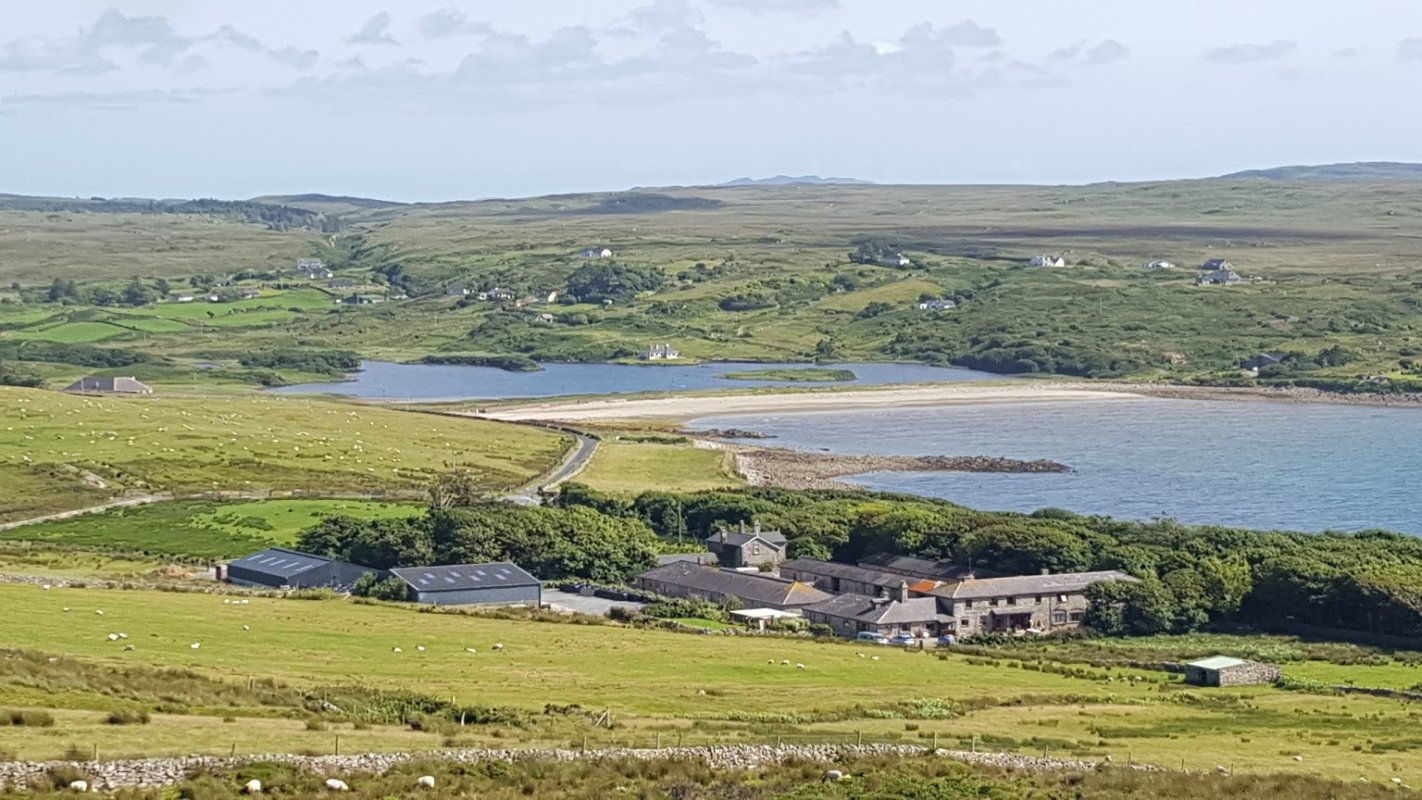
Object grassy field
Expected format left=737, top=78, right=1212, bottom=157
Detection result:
left=2, top=583, right=1422, bottom=783
left=0, top=499, right=421, bottom=561
left=575, top=439, right=744, bottom=494
left=3, top=180, right=1422, bottom=390
left=0, top=387, right=568, bottom=522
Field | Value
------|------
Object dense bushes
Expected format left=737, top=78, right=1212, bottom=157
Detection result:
left=239, top=349, right=361, bottom=375
left=0, top=341, right=152, bottom=368
left=298, top=504, right=659, bottom=583
left=556, top=485, right=1422, bottom=640
left=564, top=263, right=665, bottom=304
left=422, top=354, right=540, bottom=372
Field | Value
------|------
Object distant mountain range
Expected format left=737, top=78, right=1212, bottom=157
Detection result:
left=719, top=175, right=875, bottom=187
left=1219, top=162, right=1422, bottom=181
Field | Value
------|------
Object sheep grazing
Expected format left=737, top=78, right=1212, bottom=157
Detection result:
left=870, top=656, right=880, bottom=662
left=118, top=633, right=128, bottom=639
left=465, top=648, right=477, bottom=654
left=68, top=780, right=89, bottom=791
left=242, top=625, right=250, bottom=631
left=123, top=644, right=135, bottom=651
left=40, top=584, right=50, bottom=591
left=767, top=659, right=774, bottom=665
left=823, top=770, right=845, bottom=782
left=392, top=647, right=403, bottom=653
left=107, top=633, right=119, bottom=641
left=324, top=778, right=349, bottom=792
left=795, top=663, right=806, bottom=670
left=780, top=659, right=789, bottom=666
left=243, top=778, right=263, bottom=794
left=856, top=652, right=865, bottom=658
left=190, top=642, right=201, bottom=650
left=416, top=645, right=425, bottom=652
left=95, top=609, right=104, bottom=616
left=62, top=607, right=70, bottom=612
left=492, top=642, right=504, bottom=650
left=416, top=775, right=436, bottom=789
left=1292, top=755, right=1303, bottom=762
left=223, top=599, right=232, bottom=605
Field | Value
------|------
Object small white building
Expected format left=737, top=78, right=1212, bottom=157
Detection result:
left=1030, top=255, right=1067, bottom=267
left=917, top=299, right=957, bottom=312
left=641, top=343, right=680, bottom=360
left=1144, top=260, right=1176, bottom=271
left=581, top=247, right=614, bottom=259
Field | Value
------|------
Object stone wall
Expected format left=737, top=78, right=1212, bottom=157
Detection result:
left=0, top=743, right=1148, bottom=791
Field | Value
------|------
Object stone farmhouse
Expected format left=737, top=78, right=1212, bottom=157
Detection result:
left=635, top=562, right=829, bottom=610
left=1184, top=655, right=1280, bottom=687
left=923, top=570, right=1138, bottom=635
left=706, top=522, right=787, bottom=569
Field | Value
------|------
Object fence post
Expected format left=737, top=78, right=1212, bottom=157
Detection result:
left=971, top=735, right=977, bottom=754
left=92, top=744, right=98, bottom=762
left=655, top=732, right=661, bottom=750
left=335, top=735, right=340, bottom=756
left=582, top=735, right=588, bottom=752
left=856, top=731, right=862, bottom=747
left=932, top=731, right=938, bottom=750
left=230, top=743, right=236, bottom=758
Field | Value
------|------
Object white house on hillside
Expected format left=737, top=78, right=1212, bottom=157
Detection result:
left=1030, top=255, right=1066, bottom=267
left=641, top=343, right=680, bottom=360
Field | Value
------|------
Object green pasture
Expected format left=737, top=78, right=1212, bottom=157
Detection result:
left=1, top=584, right=1422, bottom=781
left=575, top=439, right=743, bottom=494
left=0, top=386, right=567, bottom=521
left=0, top=499, right=422, bottom=560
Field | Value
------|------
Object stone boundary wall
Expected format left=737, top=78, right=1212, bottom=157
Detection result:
left=0, top=743, right=1146, bottom=790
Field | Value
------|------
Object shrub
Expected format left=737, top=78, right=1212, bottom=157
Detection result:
left=104, top=709, right=151, bottom=725
left=1, top=709, right=55, bottom=727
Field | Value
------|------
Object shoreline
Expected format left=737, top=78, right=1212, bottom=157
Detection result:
left=473, top=380, right=1422, bottom=424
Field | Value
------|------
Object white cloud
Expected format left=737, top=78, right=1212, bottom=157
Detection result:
left=706, top=0, right=839, bottom=13
left=1203, top=40, right=1296, bottom=64
left=2, top=87, right=226, bottom=110
left=1399, top=38, right=1422, bottom=61
left=1053, top=39, right=1130, bottom=66
left=347, top=12, right=398, bottom=46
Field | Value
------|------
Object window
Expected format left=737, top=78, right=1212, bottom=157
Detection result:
left=1051, top=610, right=1067, bottom=625
left=964, top=600, right=973, bottom=609
left=1069, top=611, right=1084, bottom=622
left=959, top=619, right=970, bottom=628
left=1035, top=595, right=1043, bottom=603
left=993, top=598, right=1003, bottom=607
left=1058, top=594, right=1069, bottom=602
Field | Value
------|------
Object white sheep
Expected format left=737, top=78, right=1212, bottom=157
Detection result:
left=124, top=644, right=135, bottom=651
left=243, top=778, right=263, bottom=793
left=63, top=607, right=70, bottom=612
left=492, top=643, right=504, bottom=650
left=324, top=778, right=349, bottom=791
left=190, top=642, right=201, bottom=650
left=41, top=584, right=50, bottom=591
left=67, top=779, right=89, bottom=791
left=870, top=656, right=880, bottom=662
left=95, top=609, right=104, bottom=616
left=107, top=633, right=119, bottom=641
left=795, top=663, right=806, bottom=670
left=465, top=648, right=477, bottom=654
left=416, top=645, right=425, bottom=652
left=118, top=633, right=128, bottom=639
left=392, top=647, right=402, bottom=653
left=823, top=769, right=845, bottom=782
left=243, top=625, right=250, bottom=632
left=780, top=659, right=789, bottom=665
left=416, top=775, right=436, bottom=788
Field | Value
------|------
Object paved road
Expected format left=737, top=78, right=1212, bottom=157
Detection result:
left=503, top=433, right=598, bottom=506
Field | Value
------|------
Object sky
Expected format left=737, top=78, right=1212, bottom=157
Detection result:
left=1, top=1, right=1420, bottom=201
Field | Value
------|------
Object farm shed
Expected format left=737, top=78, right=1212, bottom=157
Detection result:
left=388, top=562, right=542, bottom=607
left=1184, top=655, right=1281, bottom=687
left=224, top=547, right=377, bottom=591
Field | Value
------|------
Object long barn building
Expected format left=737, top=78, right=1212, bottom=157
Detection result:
left=388, top=562, right=542, bottom=606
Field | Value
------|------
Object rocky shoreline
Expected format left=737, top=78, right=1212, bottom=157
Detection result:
left=696, top=442, right=1069, bottom=490
left=0, top=743, right=1149, bottom=790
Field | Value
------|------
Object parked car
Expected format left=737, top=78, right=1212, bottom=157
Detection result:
left=936, top=634, right=957, bottom=648
left=889, top=633, right=917, bottom=647
left=855, top=631, right=890, bottom=645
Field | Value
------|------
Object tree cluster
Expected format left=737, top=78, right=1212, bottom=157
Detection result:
left=563, top=263, right=665, bottom=304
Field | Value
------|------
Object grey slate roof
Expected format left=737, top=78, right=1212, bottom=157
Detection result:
left=805, top=594, right=948, bottom=625
left=637, top=562, right=830, bottom=607
left=228, top=547, right=332, bottom=579
left=390, top=562, right=540, bottom=593
left=1201, top=258, right=1232, bottom=270
left=1188, top=655, right=1251, bottom=670
left=706, top=529, right=788, bottom=548
left=779, top=558, right=910, bottom=588
left=856, top=553, right=986, bottom=582
left=929, top=570, right=1138, bottom=601
left=656, top=552, right=718, bottom=566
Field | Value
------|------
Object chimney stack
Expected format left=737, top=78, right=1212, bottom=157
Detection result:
left=753, top=520, right=761, bottom=534
left=896, top=580, right=909, bottom=603
left=739, top=520, right=746, bottom=535
left=720, top=529, right=727, bottom=543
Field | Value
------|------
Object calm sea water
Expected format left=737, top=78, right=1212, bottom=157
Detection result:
left=273, top=361, right=1001, bottom=401
left=693, top=399, right=1422, bottom=535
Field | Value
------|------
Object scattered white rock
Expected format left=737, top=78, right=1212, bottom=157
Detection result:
left=780, top=659, right=789, bottom=665
left=118, top=633, right=128, bottom=639
left=123, top=645, right=135, bottom=651
left=871, top=656, right=880, bottom=662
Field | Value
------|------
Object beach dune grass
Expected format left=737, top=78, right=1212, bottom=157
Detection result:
left=575, top=439, right=744, bottom=494
left=720, top=368, right=857, bottom=383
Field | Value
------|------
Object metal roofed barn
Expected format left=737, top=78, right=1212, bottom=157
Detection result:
left=388, top=562, right=542, bottom=606
left=224, top=547, right=378, bottom=591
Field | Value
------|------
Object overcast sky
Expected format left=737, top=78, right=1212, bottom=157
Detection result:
left=2, top=1, right=1420, bottom=201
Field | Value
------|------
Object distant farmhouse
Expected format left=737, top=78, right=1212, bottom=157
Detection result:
left=582, top=247, right=614, bottom=259
left=1197, top=269, right=1241, bottom=286
left=296, top=258, right=332, bottom=279
left=1200, top=258, right=1233, bottom=271
left=1030, top=255, right=1067, bottom=267
left=63, top=376, right=152, bottom=395
left=880, top=253, right=912, bottom=267
left=641, top=343, right=680, bottom=360
left=635, top=562, right=830, bottom=611
left=1242, top=353, right=1286, bottom=375
left=222, top=547, right=376, bottom=591
left=388, top=563, right=541, bottom=607
left=706, top=521, right=786, bottom=569
left=478, top=288, right=515, bottom=301
left=1144, top=260, right=1176, bottom=271
left=916, top=299, right=956, bottom=312
left=1184, top=655, right=1280, bottom=687
left=781, top=557, right=1136, bottom=638
left=172, top=294, right=195, bottom=303
left=329, top=278, right=356, bottom=289
left=446, top=287, right=470, bottom=297
left=343, top=293, right=385, bottom=305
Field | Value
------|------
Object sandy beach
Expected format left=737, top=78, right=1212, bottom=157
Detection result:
left=476, top=383, right=1142, bottom=423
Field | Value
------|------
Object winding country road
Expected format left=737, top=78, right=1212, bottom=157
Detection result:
left=502, top=432, right=598, bottom=506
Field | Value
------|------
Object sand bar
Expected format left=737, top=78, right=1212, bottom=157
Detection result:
left=478, top=383, right=1142, bottom=423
